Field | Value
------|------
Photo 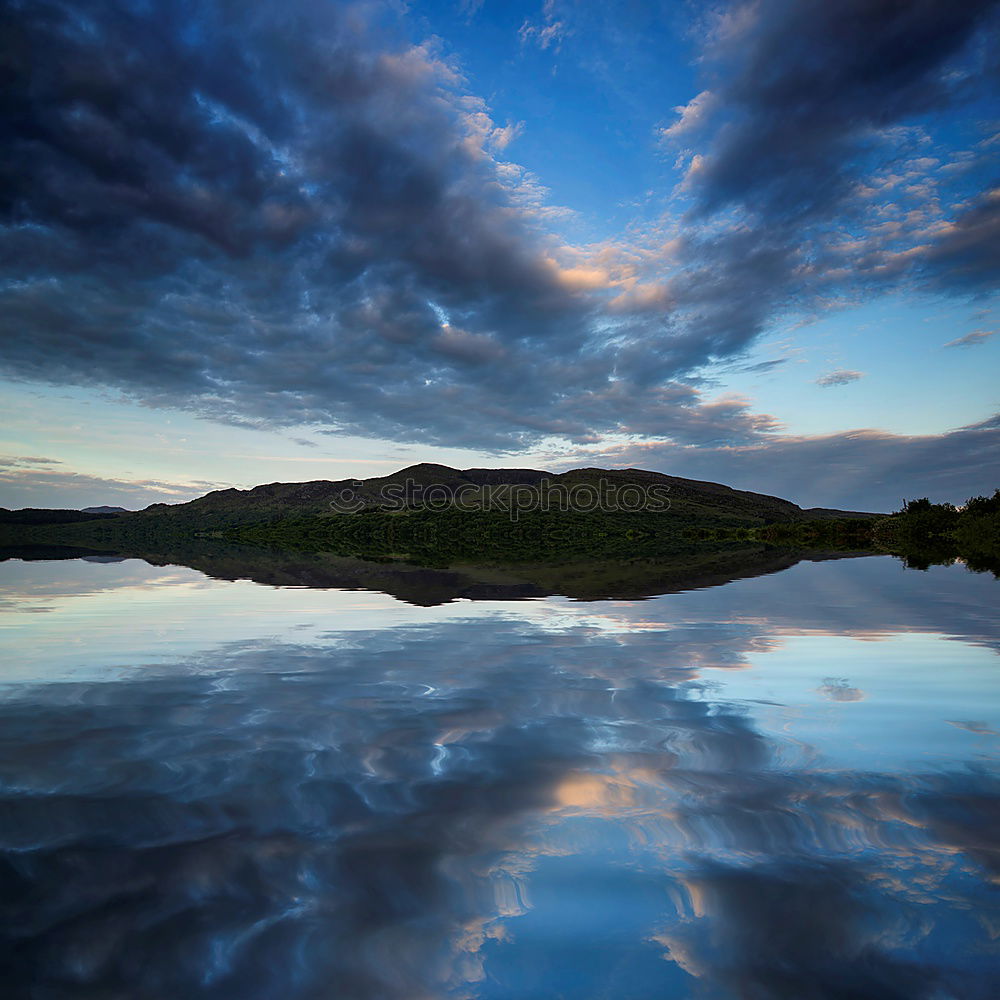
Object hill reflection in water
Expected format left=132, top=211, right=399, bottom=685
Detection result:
left=0, top=554, right=997, bottom=998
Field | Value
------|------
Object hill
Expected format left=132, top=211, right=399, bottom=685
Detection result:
left=3, top=469, right=995, bottom=587
left=127, top=463, right=879, bottom=530
left=0, top=464, right=889, bottom=573
left=0, top=508, right=121, bottom=525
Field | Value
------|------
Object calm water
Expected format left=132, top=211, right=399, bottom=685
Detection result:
left=0, top=555, right=998, bottom=999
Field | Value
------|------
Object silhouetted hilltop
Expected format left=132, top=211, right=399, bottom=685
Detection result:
left=0, top=508, right=120, bottom=525
left=4, top=474, right=996, bottom=585
left=130, top=463, right=880, bottom=529
left=0, top=466, right=887, bottom=572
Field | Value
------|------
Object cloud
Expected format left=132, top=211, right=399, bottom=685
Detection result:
left=915, top=185, right=1000, bottom=292
left=459, top=0, right=485, bottom=19
left=1, top=602, right=997, bottom=997
left=658, top=89, right=719, bottom=143
left=655, top=0, right=1000, bottom=349
left=736, top=358, right=789, bottom=375
left=0, top=459, right=223, bottom=509
left=818, top=678, right=865, bottom=702
left=489, top=120, right=524, bottom=151
left=547, top=414, right=1000, bottom=511
left=518, top=0, right=568, bottom=52
left=946, top=720, right=999, bottom=735
left=678, top=0, right=999, bottom=223
left=0, top=0, right=765, bottom=453
left=944, top=328, right=997, bottom=347
left=0, top=455, right=63, bottom=469
left=816, top=369, right=865, bottom=387
left=0, top=0, right=997, bottom=482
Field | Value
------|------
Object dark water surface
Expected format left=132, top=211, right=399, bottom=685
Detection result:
left=0, top=555, right=997, bottom=999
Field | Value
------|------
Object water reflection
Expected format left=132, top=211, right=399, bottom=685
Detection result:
left=0, top=539, right=885, bottom=604
left=0, top=558, right=997, bottom=998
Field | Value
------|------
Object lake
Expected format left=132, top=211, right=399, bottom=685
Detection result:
left=0, top=553, right=997, bottom=998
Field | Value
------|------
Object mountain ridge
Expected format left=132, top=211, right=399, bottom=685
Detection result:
left=134, top=464, right=881, bottom=528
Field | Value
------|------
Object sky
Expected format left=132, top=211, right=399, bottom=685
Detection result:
left=1, top=0, right=998, bottom=512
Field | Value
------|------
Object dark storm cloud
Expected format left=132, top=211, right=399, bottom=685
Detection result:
left=0, top=0, right=768, bottom=454
left=661, top=0, right=1000, bottom=343
left=0, top=0, right=599, bottom=446
left=4, top=0, right=814, bottom=453
left=0, top=0, right=997, bottom=466
left=682, top=0, right=999, bottom=223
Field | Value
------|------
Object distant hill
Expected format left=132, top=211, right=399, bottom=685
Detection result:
left=4, top=470, right=993, bottom=584
left=0, top=508, right=121, bottom=525
left=0, top=465, right=883, bottom=568
left=131, top=463, right=881, bottom=529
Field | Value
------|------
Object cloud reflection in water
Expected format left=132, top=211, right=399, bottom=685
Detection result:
left=0, top=561, right=997, bottom=998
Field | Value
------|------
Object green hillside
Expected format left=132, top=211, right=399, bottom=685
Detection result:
left=3, top=467, right=996, bottom=583
left=0, top=464, right=880, bottom=561
left=109, top=463, right=878, bottom=529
